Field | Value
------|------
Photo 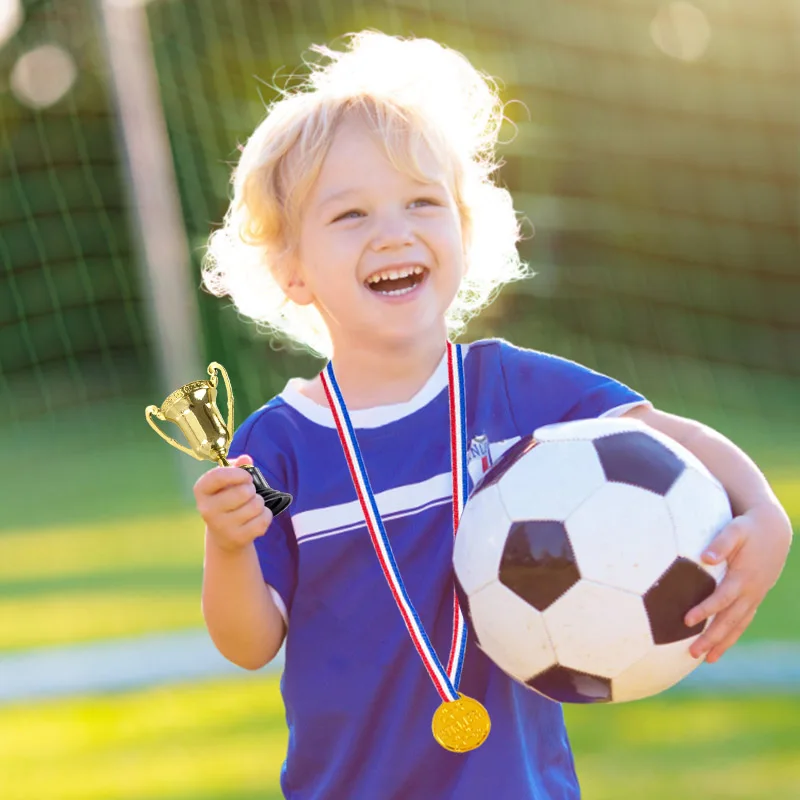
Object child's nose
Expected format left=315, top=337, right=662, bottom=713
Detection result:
left=370, top=214, right=415, bottom=250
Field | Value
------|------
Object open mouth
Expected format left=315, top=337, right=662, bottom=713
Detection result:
left=365, top=267, right=428, bottom=296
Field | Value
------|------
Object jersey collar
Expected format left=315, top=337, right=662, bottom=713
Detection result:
left=280, top=344, right=470, bottom=429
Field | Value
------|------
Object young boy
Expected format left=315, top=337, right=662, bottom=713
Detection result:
left=195, top=31, right=791, bottom=798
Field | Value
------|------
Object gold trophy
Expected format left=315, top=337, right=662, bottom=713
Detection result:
left=145, top=362, right=292, bottom=515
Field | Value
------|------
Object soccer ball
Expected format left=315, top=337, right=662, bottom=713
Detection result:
left=454, top=417, right=732, bottom=704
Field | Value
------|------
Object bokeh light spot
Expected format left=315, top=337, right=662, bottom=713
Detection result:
left=10, top=43, right=77, bottom=109
left=0, top=0, right=23, bottom=50
left=650, top=2, right=711, bottom=63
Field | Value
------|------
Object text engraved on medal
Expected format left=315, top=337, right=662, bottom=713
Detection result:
left=432, top=696, right=491, bottom=753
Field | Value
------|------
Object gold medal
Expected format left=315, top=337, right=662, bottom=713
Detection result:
left=431, top=694, right=491, bottom=753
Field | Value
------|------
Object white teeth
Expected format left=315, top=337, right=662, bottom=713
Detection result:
left=366, top=265, right=425, bottom=284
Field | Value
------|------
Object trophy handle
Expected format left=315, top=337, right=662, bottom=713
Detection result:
left=145, top=405, right=203, bottom=461
left=208, top=361, right=234, bottom=436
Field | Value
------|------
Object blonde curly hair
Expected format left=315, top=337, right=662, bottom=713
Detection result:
left=202, top=31, right=531, bottom=359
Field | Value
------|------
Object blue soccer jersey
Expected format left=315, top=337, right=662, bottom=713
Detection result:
left=227, top=338, right=647, bottom=799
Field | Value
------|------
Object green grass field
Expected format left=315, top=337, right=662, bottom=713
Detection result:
left=0, top=451, right=796, bottom=653
left=0, top=448, right=796, bottom=799
left=0, top=381, right=797, bottom=798
left=0, top=675, right=798, bottom=800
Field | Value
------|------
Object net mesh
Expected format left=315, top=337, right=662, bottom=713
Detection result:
left=147, top=0, right=800, bottom=426
left=0, top=0, right=151, bottom=422
left=0, top=0, right=797, bottom=525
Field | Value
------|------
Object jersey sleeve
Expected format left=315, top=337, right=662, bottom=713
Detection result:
left=228, top=410, right=298, bottom=623
left=497, top=339, right=649, bottom=435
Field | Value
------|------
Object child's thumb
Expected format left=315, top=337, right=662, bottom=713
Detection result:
left=231, top=454, right=253, bottom=466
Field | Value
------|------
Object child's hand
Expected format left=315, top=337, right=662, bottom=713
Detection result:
left=194, top=454, right=274, bottom=553
left=685, top=503, right=792, bottom=663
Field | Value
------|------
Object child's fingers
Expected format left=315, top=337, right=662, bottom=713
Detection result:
left=216, top=482, right=259, bottom=513
left=229, top=492, right=267, bottom=525
left=685, top=572, right=742, bottom=628
left=705, top=608, right=757, bottom=664
left=689, top=595, right=752, bottom=659
left=701, top=516, right=747, bottom=566
left=195, top=457, right=254, bottom=496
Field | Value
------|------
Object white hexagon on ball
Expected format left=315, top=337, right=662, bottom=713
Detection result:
left=454, top=483, right=512, bottom=596
left=497, top=439, right=607, bottom=523
left=611, top=636, right=704, bottom=703
left=566, top=482, right=678, bottom=595
left=468, top=580, right=556, bottom=683
left=666, top=467, right=732, bottom=583
left=542, top=580, right=653, bottom=678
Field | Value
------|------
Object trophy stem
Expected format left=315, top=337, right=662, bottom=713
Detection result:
left=210, top=445, right=229, bottom=468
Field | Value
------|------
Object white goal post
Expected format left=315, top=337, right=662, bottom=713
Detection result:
left=96, top=0, right=206, bottom=500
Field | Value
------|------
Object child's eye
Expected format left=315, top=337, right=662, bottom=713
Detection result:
left=332, top=209, right=364, bottom=223
left=331, top=198, right=438, bottom=223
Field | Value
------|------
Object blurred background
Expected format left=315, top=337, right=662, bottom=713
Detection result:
left=0, top=0, right=798, bottom=797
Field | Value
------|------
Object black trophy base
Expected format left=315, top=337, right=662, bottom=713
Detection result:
left=240, top=464, right=292, bottom=516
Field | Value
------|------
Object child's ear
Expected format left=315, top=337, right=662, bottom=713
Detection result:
left=276, top=253, right=314, bottom=306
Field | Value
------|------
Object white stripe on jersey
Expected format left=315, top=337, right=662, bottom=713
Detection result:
left=292, top=437, right=520, bottom=544
left=293, top=471, right=453, bottom=543
left=290, top=400, right=644, bottom=545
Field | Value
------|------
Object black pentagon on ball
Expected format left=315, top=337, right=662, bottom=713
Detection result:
left=594, top=430, right=685, bottom=496
left=644, top=557, right=717, bottom=644
left=471, top=434, right=539, bottom=497
left=498, top=520, right=580, bottom=611
left=527, top=665, right=612, bottom=704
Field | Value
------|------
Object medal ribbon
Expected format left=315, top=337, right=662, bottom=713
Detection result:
left=320, top=341, right=469, bottom=702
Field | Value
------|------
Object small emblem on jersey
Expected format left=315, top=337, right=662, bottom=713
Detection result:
left=467, top=434, right=493, bottom=486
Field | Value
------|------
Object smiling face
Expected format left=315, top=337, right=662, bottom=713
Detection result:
left=281, top=111, right=467, bottom=355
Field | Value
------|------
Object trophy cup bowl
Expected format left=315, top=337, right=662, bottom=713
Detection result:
left=145, top=362, right=292, bottom=516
